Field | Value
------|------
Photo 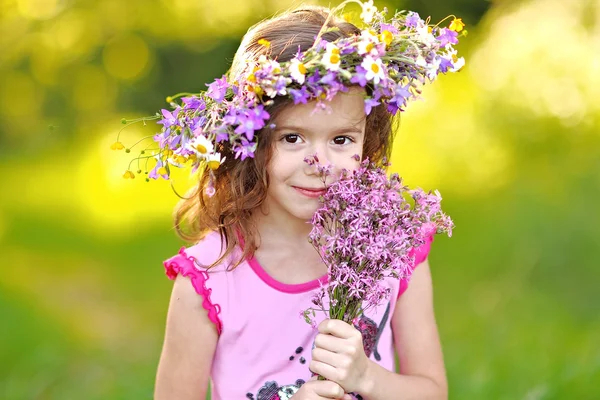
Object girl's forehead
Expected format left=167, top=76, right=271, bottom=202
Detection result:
left=274, top=90, right=367, bottom=131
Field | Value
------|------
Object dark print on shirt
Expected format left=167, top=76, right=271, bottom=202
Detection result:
left=354, top=302, right=390, bottom=361
left=252, top=379, right=306, bottom=400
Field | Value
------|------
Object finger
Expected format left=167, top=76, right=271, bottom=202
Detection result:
left=312, top=346, right=348, bottom=368
left=313, top=379, right=346, bottom=399
left=318, top=319, right=358, bottom=339
left=309, top=359, right=338, bottom=382
left=342, top=394, right=353, bottom=400
left=314, top=333, right=357, bottom=355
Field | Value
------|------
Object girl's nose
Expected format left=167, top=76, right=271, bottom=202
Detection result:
left=311, top=142, right=332, bottom=165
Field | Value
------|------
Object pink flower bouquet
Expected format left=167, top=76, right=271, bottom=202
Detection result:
left=304, top=159, right=454, bottom=325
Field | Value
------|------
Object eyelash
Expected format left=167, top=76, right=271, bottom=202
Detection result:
left=279, top=134, right=355, bottom=145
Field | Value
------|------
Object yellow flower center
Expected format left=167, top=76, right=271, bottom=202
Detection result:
left=330, top=54, right=340, bottom=64
left=371, top=63, right=380, bottom=73
left=208, top=160, right=220, bottom=170
left=366, top=43, right=374, bottom=53
left=196, top=144, right=207, bottom=154
left=247, top=74, right=256, bottom=83
left=298, top=63, right=307, bottom=74
left=176, top=155, right=186, bottom=164
left=253, top=86, right=264, bottom=96
left=158, top=167, right=168, bottom=175
left=380, top=30, right=393, bottom=46
left=332, top=47, right=340, bottom=55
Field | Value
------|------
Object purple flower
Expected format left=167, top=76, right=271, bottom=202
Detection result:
left=386, top=83, right=412, bottom=114
left=437, top=56, right=454, bottom=73
left=321, top=71, right=339, bottom=86
left=233, top=140, right=256, bottom=160
left=182, top=96, right=206, bottom=111
left=405, top=12, right=421, bottom=28
left=290, top=87, right=310, bottom=104
left=157, top=108, right=179, bottom=129
left=188, top=115, right=206, bottom=133
left=234, top=116, right=260, bottom=140
left=149, top=157, right=168, bottom=180
left=206, top=75, right=229, bottom=102
left=232, top=105, right=270, bottom=140
left=294, top=45, right=304, bottom=61
left=215, top=130, right=229, bottom=143
left=274, top=76, right=288, bottom=94
left=436, top=28, right=459, bottom=47
left=306, top=68, right=322, bottom=87
left=380, top=23, right=399, bottom=34
left=350, top=66, right=369, bottom=87
left=252, top=104, right=270, bottom=121
left=364, top=97, right=380, bottom=115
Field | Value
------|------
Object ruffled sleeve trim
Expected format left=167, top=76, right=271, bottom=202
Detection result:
left=397, top=234, right=435, bottom=300
left=164, top=247, right=223, bottom=334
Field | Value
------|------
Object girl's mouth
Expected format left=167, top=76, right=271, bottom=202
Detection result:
left=293, top=186, right=327, bottom=198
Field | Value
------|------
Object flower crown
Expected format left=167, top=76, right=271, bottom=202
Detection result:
left=113, top=0, right=466, bottom=183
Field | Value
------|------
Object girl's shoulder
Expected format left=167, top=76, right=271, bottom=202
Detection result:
left=164, top=231, right=231, bottom=274
left=162, top=231, right=233, bottom=335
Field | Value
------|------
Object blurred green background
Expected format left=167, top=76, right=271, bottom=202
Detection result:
left=1, top=0, right=599, bottom=398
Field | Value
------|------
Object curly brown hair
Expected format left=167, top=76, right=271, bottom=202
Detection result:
left=173, top=6, right=397, bottom=268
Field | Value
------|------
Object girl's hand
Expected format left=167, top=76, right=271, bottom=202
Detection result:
left=309, top=319, right=373, bottom=395
left=292, top=378, right=352, bottom=399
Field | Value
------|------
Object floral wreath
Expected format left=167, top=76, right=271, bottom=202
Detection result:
left=112, top=0, right=466, bottom=187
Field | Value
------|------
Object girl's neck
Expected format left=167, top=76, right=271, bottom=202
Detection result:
left=251, top=208, right=313, bottom=246
left=250, top=210, right=325, bottom=284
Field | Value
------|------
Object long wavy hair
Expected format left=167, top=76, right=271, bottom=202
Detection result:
left=173, top=6, right=397, bottom=268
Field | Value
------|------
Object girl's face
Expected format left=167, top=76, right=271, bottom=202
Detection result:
left=264, top=88, right=366, bottom=223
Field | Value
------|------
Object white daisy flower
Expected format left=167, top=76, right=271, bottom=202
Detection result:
left=415, top=24, right=436, bottom=47
left=258, top=55, right=282, bottom=74
left=360, top=0, right=377, bottom=24
left=322, top=43, right=341, bottom=71
left=206, top=152, right=224, bottom=170
left=357, top=30, right=380, bottom=55
left=426, top=57, right=442, bottom=81
left=361, top=29, right=380, bottom=43
left=289, top=58, right=307, bottom=84
left=445, top=48, right=465, bottom=72
left=187, top=134, right=214, bottom=156
left=361, top=56, right=385, bottom=84
left=451, top=57, right=465, bottom=72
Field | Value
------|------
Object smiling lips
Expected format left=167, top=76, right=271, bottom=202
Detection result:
left=293, top=186, right=327, bottom=198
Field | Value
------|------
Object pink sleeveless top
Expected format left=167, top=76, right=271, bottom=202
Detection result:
left=163, top=231, right=433, bottom=399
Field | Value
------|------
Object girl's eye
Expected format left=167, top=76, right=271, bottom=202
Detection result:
left=282, top=134, right=301, bottom=144
left=333, top=136, right=353, bottom=145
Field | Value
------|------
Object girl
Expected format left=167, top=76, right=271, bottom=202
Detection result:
left=151, top=2, right=462, bottom=399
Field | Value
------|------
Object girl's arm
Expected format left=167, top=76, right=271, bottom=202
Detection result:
left=154, top=274, right=218, bottom=400
left=362, top=258, right=448, bottom=399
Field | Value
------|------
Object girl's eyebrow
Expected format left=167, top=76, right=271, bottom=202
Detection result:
left=274, top=125, right=364, bottom=134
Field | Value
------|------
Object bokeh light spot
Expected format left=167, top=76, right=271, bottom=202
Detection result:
left=0, top=71, right=42, bottom=118
left=16, top=0, right=66, bottom=20
left=102, top=34, right=151, bottom=81
left=72, top=66, right=116, bottom=111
